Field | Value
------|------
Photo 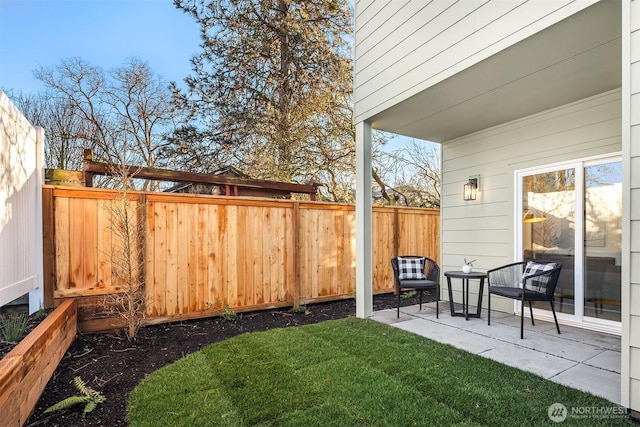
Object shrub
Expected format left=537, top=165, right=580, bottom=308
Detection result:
left=1, top=313, right=28, bottom=343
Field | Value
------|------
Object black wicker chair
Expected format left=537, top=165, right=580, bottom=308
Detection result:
left=487, top=261, right=562, bottom=339
left=391, top=256, right=440, bottom=318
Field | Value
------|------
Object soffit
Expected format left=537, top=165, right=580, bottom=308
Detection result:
left=368, top=1, right=622, bottom=143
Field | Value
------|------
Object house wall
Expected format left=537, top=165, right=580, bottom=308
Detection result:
left=441, top=89, right=621, bottom=313
left=354, top=0, right=636, bottom=414
left=623, top=0, right=640, bottom=414
left=354, top=0, right=598, bottom=124
left=0, top=90, right=44, bottom=311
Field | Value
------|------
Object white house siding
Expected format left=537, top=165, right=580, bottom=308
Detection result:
left=0, top=90, right=44, bottom=312
left=624, top=0, right=640, bottom=414
left=354, top=0, right=599, bottom=124
left=441, top=89, right=621, bottom=313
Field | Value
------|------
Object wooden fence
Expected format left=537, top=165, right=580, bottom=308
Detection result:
left=42, top=186, right=439, bottom=331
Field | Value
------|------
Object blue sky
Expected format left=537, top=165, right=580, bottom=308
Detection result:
left=0, top=0, right=414, bottom=150
left=0, top=0, right=201, bottom=95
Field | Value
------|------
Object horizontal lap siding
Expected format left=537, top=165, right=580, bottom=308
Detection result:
left=47, top=188, right=440, bottom=328
left=354, top=0, right=596, bottom=123
left=441, top=89, right=621, bottom=311
left=627, top=0, right=640, bottom=413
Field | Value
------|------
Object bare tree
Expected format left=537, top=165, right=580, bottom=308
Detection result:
left=373, top=138, right=441, bottom=208
left=106, top=58, right=176, bottom=172
left=34, top=57, right=177, bottom=189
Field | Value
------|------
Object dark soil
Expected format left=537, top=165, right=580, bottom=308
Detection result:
left=18, top=292, right=422, bottom=426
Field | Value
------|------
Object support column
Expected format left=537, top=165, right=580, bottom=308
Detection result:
left=621, top=0, right=639, bottom=414
left=356, top=121, right=373, bottom=318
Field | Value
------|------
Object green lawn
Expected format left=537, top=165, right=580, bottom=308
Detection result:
left=128, top=318, right=631, bottom=426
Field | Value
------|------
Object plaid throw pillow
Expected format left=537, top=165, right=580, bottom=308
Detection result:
left=522, top=262, right=555, bottom=291
left=397, top=257, right=426, bottom=280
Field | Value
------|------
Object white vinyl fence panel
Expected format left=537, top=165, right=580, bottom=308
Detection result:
left=0, top=90, right=44, bottom=311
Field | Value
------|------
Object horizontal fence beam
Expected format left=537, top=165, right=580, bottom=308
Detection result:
left=83, top=150, right=317, bottom=195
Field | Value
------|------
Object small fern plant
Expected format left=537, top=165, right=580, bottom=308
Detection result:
left=44, top=376, right=106, bottom=414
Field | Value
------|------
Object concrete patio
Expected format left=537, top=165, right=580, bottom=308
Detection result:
left=371, top=302, right=621, bottom=405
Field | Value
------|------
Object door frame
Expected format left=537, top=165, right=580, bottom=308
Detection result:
left=514, top=152, right=622, bottom=335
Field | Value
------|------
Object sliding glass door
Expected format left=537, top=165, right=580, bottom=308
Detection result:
left=522, top=167, right=577, bottom=316
left=583, top=162, right=622, bottom=322
left=518, top=157, right=621, bottom=328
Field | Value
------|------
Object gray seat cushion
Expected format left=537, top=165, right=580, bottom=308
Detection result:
left=399, top=279, right=437, bottom=289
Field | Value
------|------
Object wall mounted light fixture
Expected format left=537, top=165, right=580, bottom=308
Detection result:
left=463, top=177, right=478, bottom=201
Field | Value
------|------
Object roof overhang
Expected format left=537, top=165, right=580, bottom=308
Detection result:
left=368, top=1, right=622, bottom=143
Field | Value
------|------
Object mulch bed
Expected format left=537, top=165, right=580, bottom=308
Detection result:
left=11, top=292, right=426, bottom=426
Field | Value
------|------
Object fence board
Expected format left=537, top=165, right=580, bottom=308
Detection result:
left=153, top=202, right=168, bottom=316
left=373, top=209, right=392, bottom=292
left=83, top=198, right=98, bottom=288
left=260, top=208, right=270, bottom=305
left=96, top=199, right=112, bottom=290
left=176, top=203, right=189, bottom=314
left=69, top=198, right=85, bottom=290
left=167, top=203, right=180, bottom=316
left=208, top=205, right=220, bottom=310
left=206, top=204, right=221, bottom=308
left=195, top=205, right=207, bottom=310
left=54, top=197, right=70, bottom=295
left=44, top=186, right=439, bottom=330
left=283, top=206, right=294, bottom=303
left=145, top=201, right=156, bottom=316
left=187, top=203, right=198, bottom=312
left=228, top=205, right=240, bottom=307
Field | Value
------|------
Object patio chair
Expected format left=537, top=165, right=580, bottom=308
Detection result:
left=391, top=256, right=440, bottom=318
left=487, top=261, right=562, bottom=339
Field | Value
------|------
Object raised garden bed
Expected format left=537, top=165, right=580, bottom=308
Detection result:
left=0, top=299, right=77, bottom=426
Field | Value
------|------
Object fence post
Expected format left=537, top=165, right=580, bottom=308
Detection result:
left=291, top=201, right=300, bottom=308
left=393, top=207, right=399, bottom=257
left=83, top=149, right=94, bottom=187
left=137, top=193, right=147, bottom=298
left=41, top=187, right=55, bottom=308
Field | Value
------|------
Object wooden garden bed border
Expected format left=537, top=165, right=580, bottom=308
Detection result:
left=0, top=299, right=77, bottom=426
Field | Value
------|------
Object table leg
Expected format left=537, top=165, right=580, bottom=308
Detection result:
left=447, top=276, right=455, bottom=314
left=476, top=278, right=485, bottom=317
left=464, top=278, right=469, bottom=320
